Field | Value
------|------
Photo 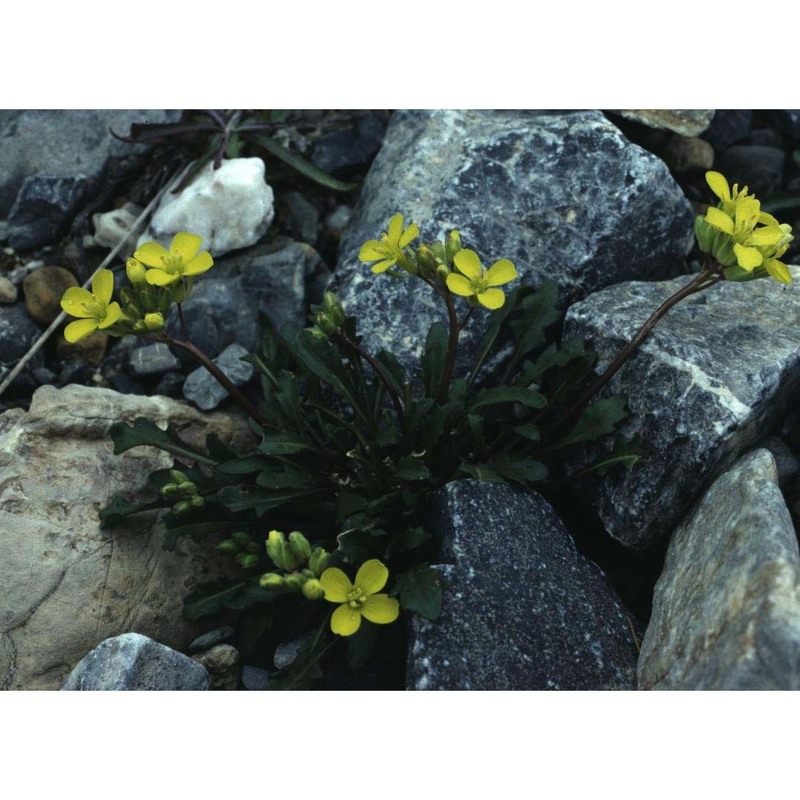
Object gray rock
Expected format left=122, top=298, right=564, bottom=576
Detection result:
left=407, top=480, right=639, bottom=690
left=311, top=112, right=386, bottom=178
left=563, top=267, right=800, bottom=548
left=282, top=191, right=320, bottom=245
left=0, top=303, right=42, bottom=362
left=62, top=633, right=210, bottom=690
left=615, top=110, right=715, bottom=137
left=715, top=145, right=786, bottom=199
left=0, top=110, right=178, bottom=218
left=187, top=626, right=236, bottom=653
left=190, top=644, right=239, bottom=690
left=182, top=343, right=254, bottom=411
left=7, top=175, right=87, bottom=250
left=638, top=450, right=800, bottom=690
left=0, top=276, right=18, bottom=303
left=702, top=110, right=752, bottom=151
left=273, top=632, right=314, bottom=670
left=757, top=435, right=799, bottom=488
left=129, top=343, right=181, bottom=377
left=241, top=665, right=270, bottom=690
left=331, top=110, right=694, bottom=377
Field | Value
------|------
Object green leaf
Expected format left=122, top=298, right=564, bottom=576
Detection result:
left=513, top=423, right=540, bottom=441
left=205, top=432, right=240, bottom=462
left=459, top=463, right=505, bottom=482
left=99, top=495, right=165, bottom=528
left=245, top=131, right=357, bottom=191
left=395, top=456, right=431, bottom=482
left=490, top=458, right=548, bottom=484
left=468, top=287, right=520, bottom=386
left=421, top=322, right=449, bottom=399
left=215, top=455, right=271, bottom=475
left=108, top=418, right=217, bottom=466
left=470, top=386, right=546, bottom=410
left=183, top=581, right=248, bottom=620
left=258, top=434, right=313, bottom=456
left=255, top=467, right=311, bottom=489
left=374, top=349, right=407, bottom=397
left=552, top=395, right=628, bottom=450
left=336, top=528, right=389, bottom=562
left=216, top=485, right=323, bottom=516
left=393, top=565, right=444, bottom=620
left=578, top=434, right=649, bottom=477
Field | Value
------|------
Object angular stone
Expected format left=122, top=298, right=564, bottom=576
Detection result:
left=182, top=343, right=254, bottom=411
left=241, top=665, right=270, bottom=690
left=702, top=110, right=752, bottom=152
left=7, top=175, right=87, bottom=250
left=187, top=626, right=236, bottom=653
left=0, top=384, right=254, bottom=690
left=62, top=633, right=210, bottom=691
left=407, top=481, right=639, bottom=690
left=190, top=644, right=239, bottom=690
left=616, top=110, right=715, bottom=137
left=715, top=144, right=786, bottom=199
left=638, top=450, right=800, bottom=690
left=139, top=157, right=275, bottom=257
left=331, top=110, right=694, bottom=376
left=0, top=277, right=18, bottom=304
left=0, top=303, right=41, bottom=363
left=23, top=266, right=78, bottom=324
left=563, top=267, right=800, bottom=548
left=129, top=342, right=181, bottom=377
left=311, top=112, right=386, bottom=178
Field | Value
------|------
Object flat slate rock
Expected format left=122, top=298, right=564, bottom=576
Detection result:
left=407, top=480, right=639, bottom=690
left=638, top=449, right=800, bottom=690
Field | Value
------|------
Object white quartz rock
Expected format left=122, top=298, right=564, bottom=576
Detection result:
left=139, top=157, right=275, bottom=257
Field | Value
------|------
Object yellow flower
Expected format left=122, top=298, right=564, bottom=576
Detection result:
left=705, top=170, right=755, bottom=218
left=445, top=248, right=517, bottom=309
left=760, top=223, right=794, bottom=285
left=358, top=213, right=419, bottom=274
left=134, top=231, right=214, bottom=287
left=319, top=559, right=400, bottom=636
left=60, top=269, right=123, bottom=343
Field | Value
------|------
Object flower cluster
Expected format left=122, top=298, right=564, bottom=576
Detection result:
left=358, top=213, right=518, bottom=310
left=60, top=232, right=214, bottom=343
left=695, top=171, right=794, bottom=284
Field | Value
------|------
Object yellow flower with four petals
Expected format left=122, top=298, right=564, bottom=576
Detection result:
left=319, top=559, right=400, bottom=636
left=358, top=213, right=419, bottom=274
left=134, top=231, right=214, bottom=286
left=445, top=248, right=518, bottom=309
left=60, top=269, right=123, bottom=343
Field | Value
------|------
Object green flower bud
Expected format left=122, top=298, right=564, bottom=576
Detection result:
left=308, top=547, right=329, bottom=577
left=259, top=572, right=285, bottom=590
left=315, top=311, right=340, bottom=338
left=160, top=483, right=180, bottom=499
left=288, top=531, right=312, bottom=562
left=415, top=244, right=439, bottom=277
left=693, top=215, right=715, bottom=254
left=233, top=531, right=252, bottom=546
left=126, top=258, right=148, bottom=285
left=118, top=287, right=144, bottom=319
left=301, top=578, right=325, bottom=601
left=284, top=575, right=303, bottom=592
left=245, top=541, right=260, bottom=555
left=172, top=278, right=193, bottom=304
left=144, top=312, right=165, bottom=332
left=170, top=470, right=189, bottom=484
left=190, top=495, right=205, bottom=509
left=266, top=530, right=297, bottom=571
left=172, top=499, right=192, bottom=514
left=445, top=230, right=462, bottom=264
left=177, top=481, right=197, bottom=495
left=217, top=539, right=239, bottom=553
left=133, top=319, right=150, bottom=334
left=301, top=568, right=316, bottom=581
left=323, top=292, right=346, bottom=327
left=237, top=553, right=259, bottom=569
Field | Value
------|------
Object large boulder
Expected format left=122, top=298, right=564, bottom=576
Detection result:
left=331, top=109, right=694, bottom=376
left=638, top=450, right=800, bottom=690
left=0, top=384, right=253, bottom=690
left=563, top=266, right=800, bottom=548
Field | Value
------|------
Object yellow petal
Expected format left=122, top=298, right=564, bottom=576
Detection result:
left=91, top=269, right=115, bottom=305
left=360, top=594, right=400, bottom=625
left=453, top=249, right=482, bottom=281
left=359, top=241, right=386, bottom=261
left=733, top=243, right=763, bottom=270
left=97, top=302, right=122, bottom=329
left=355, top=559, right=389, bottom=595
left=765, top=258, right=792, bottom=285
left=182, top=251, right=214, bottom=276
left=759, top=211, right=780, bottom=227
left=133, top=241, right=170, bottom=268
left=748, top=226, right=783, bottom=247
left=371, top=259, right=396, bottom=274
left=706, top=171, right=731, bottom=203
left=398, top=222, right=420, bottom=249
left=60, top=287, right=96, bottom=317
left=145, top=268, right=180, bottom=286
left=486, top=259, right=517, bottom=286
left=705, top=207, right=734, bottom=235
left=319, top=567, right=353, bottom=603
left=387, top=214, right=404, bottom=245
left=477, top=288, right=506, bottom=310
left=330, top=604, right=362, bottom=636
left=170, top=232, right=203, bottom=262
left=446, top=273, right=475, bottom=297
left=64, top=317, right=99, bottom=343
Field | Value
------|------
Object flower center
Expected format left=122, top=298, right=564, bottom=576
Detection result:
left=473, top=276, right=490, bottom=293
left=161, top=254, right=184, bottom=273
left=346, top=587, right=367, bottom=609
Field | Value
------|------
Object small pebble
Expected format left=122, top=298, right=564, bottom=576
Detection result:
left=0, top=276, right=18, bottom=303
left=241, top=665, right=270, bottom=691
left=188, top=626, right=236, bottom=654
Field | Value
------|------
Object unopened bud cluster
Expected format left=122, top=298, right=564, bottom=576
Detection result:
left=160, top=469, right=205, bottom=514
left=311, top=291, right=346, bottom=339
left=259, top=529, right=329, bottom=599
left=217, top=529, right=261, bottom=569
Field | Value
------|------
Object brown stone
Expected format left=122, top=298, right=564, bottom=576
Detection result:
left=22, top=266, right=78, bottom=324
left=56, top=330, right=110, bottom=366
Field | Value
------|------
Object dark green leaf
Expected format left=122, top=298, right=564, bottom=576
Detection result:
left=393, top=565, right=444, bottom=620
left=258, top=434, right=313, bottom=456
left=216, top=485, right=323, bottom=516
left=108, top=418, right=216, bottom=466
left=459, top=463, right=505, bottom=482
left=490, top=458, right=548, bottom=484
left=395, top=456, right=430, bottom=481
left=336, top=528, right=389, bottom=562
left=471, top=386, right=546, bottom=410
left=579, top=434, right=649, bottom=476
left=215, top=455, right=271, bottom=475
left=421, top=322, right=449, bottom=399
left=513, top=423, right=541, bottom=441
left=205, top=433, right=240, bottom=462
left=183, top=581, right=247, bottom=620
left=552, top=395, right=628, bottom=449
left=99, top=495, right=165, bottom=528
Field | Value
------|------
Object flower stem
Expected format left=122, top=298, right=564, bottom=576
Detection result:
left=437, top=290, right=461, bottom=405
left=541, top=264, right=723, bottom=443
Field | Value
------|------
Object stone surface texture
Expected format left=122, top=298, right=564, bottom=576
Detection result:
left=139, top=157, right=275, bottom=257
left=0, top=384, right=253, bottom=690
left=181, top=343, right=254, bottom=411
left=564, top=266, right=800, bottom=548
left=331, top=109, right=694, bottom=377
left=407, top=480, right=639, bottom=690
left=62, top=633, right=210, bottom=691
left=615, top=110, right=716, bottom=137
left=638, top=450, right=800, bottom=690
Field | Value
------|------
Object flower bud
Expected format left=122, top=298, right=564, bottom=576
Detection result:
left=693, top=215, right=715, bottom=254
left=190, top=495, right=205, bottom=508
left=315, top=311, right=340, bottom=338
left=233, top=530, right=252, bottom=546
left=170, top=470, right=189, bottom=484
left=217, top=539, right=239, bottom=553
left=288, top=531, right=312, bottom=562
left=308, top=547, right=329, bottom=577
left=126, top=258, right=148, bottom=285
left=177, top=481, right=197, bottom=495
left=266, top=530, right=297, bottom=571
left=172, top=499, right=192, bottom=514
left=237, top=553, right=259, bottom=569
left=160, top=483, right=180, bottom=499
left=259, top=572, right=285, bottom=590
left=445, top=230, right=462, bottom=264
left=415, top=244, right=439, bottom=277
left=323, top=292, right=346, bottom=327
left=144, top=312, right=165, bottom=332
left=284, top=575, right=302, bottom=592
left=245, top=541, right=259, bottom=554
left=301, top=578, right=325, bottom=601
